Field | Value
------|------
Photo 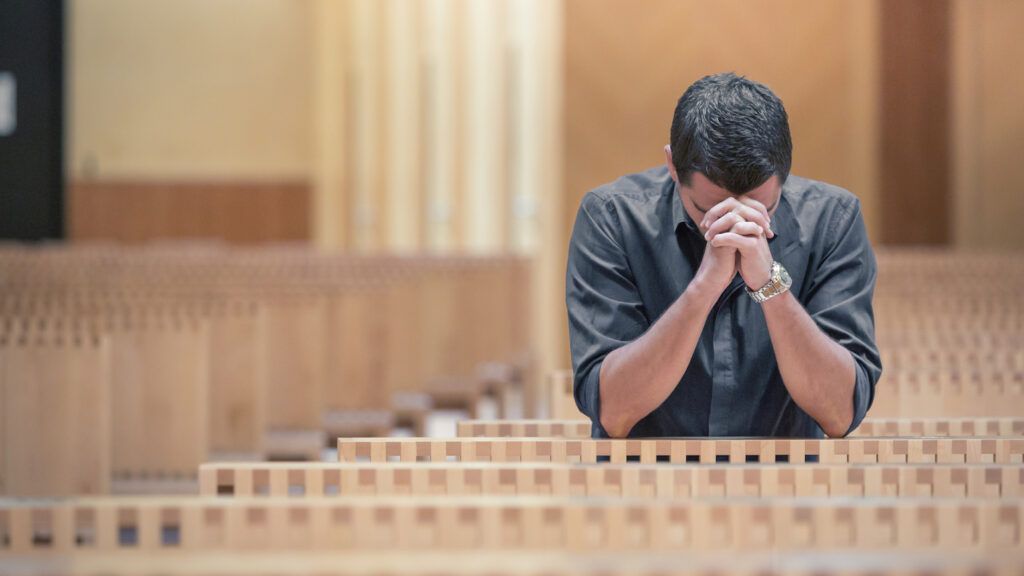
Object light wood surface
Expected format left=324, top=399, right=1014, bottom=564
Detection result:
left=2, top=496, right=1021, bottom=553
left=0, top=329, right=111, bottom=496
left=8, top=550, right=1024, bottom=576
left=457, top=418, right=1024, bottom=439
left=338, top=437, right=1024, bottom=465
left=200, top=462, right=1024, bottom=500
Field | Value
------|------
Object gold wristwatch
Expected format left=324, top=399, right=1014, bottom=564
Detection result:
left=747, top=261, right=792, bottom=304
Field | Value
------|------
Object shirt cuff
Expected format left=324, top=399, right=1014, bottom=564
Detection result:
left=841, top=359, right=875, bottom=437
left=575, top=360, right=609, bottom=438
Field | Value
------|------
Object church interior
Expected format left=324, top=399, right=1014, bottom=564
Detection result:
left=0, top=1, right=1022, bottom=574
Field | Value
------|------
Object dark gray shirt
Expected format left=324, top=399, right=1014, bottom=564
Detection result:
left=566, top=166, right=882, bottom=439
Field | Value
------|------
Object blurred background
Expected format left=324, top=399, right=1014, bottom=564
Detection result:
left=1, top=0, right=1023, bottom=409
left=3, top=5, right=1024, bottom=570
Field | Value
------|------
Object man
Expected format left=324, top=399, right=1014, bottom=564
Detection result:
left=566, top=73, right=882, bottom=439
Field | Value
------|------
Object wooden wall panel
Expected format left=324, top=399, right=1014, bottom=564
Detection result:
left=952, top=0, right=1024, bottom=250
left=879, top=0, right=952, bottom=245
left=68, top=0, right=312, bottom=182
left=386, top=0, right=425, bottom=251
left=68, top=181, right=311, bottom=244
left=422, top=0, right=459, bottom=251
left=311, top=0, right=352, bottom=249
left=464, top=0, right=510, bottom=252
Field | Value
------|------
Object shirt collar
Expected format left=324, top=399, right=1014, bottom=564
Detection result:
left=769, top=182, right=800, bottom=257
left=669, top=180, right=701, bottom=235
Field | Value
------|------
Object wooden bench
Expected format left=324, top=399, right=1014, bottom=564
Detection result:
left=0, top=327, right=111, bottom=496
left=261, top=292, right=330, bottom=460
left=1, top=497, right=1020, bottom=553
left=337, top=437, right=1024, bottom=464
left=458, top=419, right=593, bottom=438
left=205, top=301, right=268, bottom=459
left=1, top=310, right=212, bottom=493
left=871, top=370, right=1024, bottom=418
left=8, top=550, right=1024, bottom=576
left=546, top=370, right=586, bottom=421
left=107, top=313, right=210, bottom=484
left=199, top=462, right=1024, bottom=499
left=0, top=247, right=534, bottom=453
left=857, top=418, right=1024, bottom=437
left=456, top=418, right=1024, bottom=439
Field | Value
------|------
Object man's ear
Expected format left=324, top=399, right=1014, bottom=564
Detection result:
left=663, top=145, right=679, bottom=184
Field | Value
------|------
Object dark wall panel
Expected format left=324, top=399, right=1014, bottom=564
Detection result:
left=68, top=181, right=311, bottom=245
left=879, top=0, right=952, bottom=244
left=0, top=0, right=64, bottom=240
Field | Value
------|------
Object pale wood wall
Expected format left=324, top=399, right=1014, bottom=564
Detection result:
left=67, top=0, right=314, bottom=243
left=67, top=0, right=561, bottom=254
left=306, top=0, right=560, bottom=255
left=952, top=0, right=1024, bottom=250
left=68, top=0, right=313, bottom=181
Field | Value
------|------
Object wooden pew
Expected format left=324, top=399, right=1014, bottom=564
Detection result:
left=546, top=370, right=585, bottom=421
left=108, top=312, right=210, bottom=487
left=857, top=418, right=1024, bottom=437
left=0, top=326, right=111, bottom=496
left=322, top=280, right=394, bottom=438
left=199, top=462, right=1024, bottom=499
left=871, top=370, right=1024, bottom=418
left=1, top=496, right=1020, bottom=553
left=456, top=418, right=1024, bottom=439
left=458, top=419, right=592, bottom=438
left=206, top=301, right=268, bottom=459
left=261, top=292, right=329, bottom=460
left=0, top=247, right=535, bottom=464
left=337, top=437, right=1024, bottom=464
left=4, top=550, right=1024, bottom=576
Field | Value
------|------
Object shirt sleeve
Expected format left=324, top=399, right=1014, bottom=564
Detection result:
left=802, top=197, right=883, bottom=437
left=565, top=192, right=650, bottom=432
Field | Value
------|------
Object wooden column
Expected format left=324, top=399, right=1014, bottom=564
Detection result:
left=879, top=0, right=952, bottom=244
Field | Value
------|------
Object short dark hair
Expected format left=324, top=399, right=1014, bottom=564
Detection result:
left=670, top=72, right=792, bottom=195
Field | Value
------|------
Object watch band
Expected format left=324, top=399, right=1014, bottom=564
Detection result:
left=747, top=261, right=792, bottom=303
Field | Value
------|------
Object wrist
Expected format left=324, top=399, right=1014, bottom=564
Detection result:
left=686, top=275, right=723, bottom=309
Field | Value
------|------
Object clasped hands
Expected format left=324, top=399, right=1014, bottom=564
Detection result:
left=696, top=196, right=776, bottom=293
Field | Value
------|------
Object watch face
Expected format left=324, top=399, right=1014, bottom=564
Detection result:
left=778, top=265, right=792, bottom=287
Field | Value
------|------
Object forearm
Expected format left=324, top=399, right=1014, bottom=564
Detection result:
left=598, top=278, right=719, bottom=437
left=760, top=291, right=856, bottom=437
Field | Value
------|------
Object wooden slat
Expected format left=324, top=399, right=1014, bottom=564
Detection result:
left=199, top=462, right=1024, bottom=500
left=457, top=418, right=1024, bottom=439
left=208, top=302, right=267, bottom=457
left=337, top=437, right=1024, bottom=465
left=1, top=497, right=1021, bottom=553
left=7, top=550, right=1024, bottom=576
left=0, top=330, right=111, bottom=496
left=109, top=316, right=209, bottom=479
